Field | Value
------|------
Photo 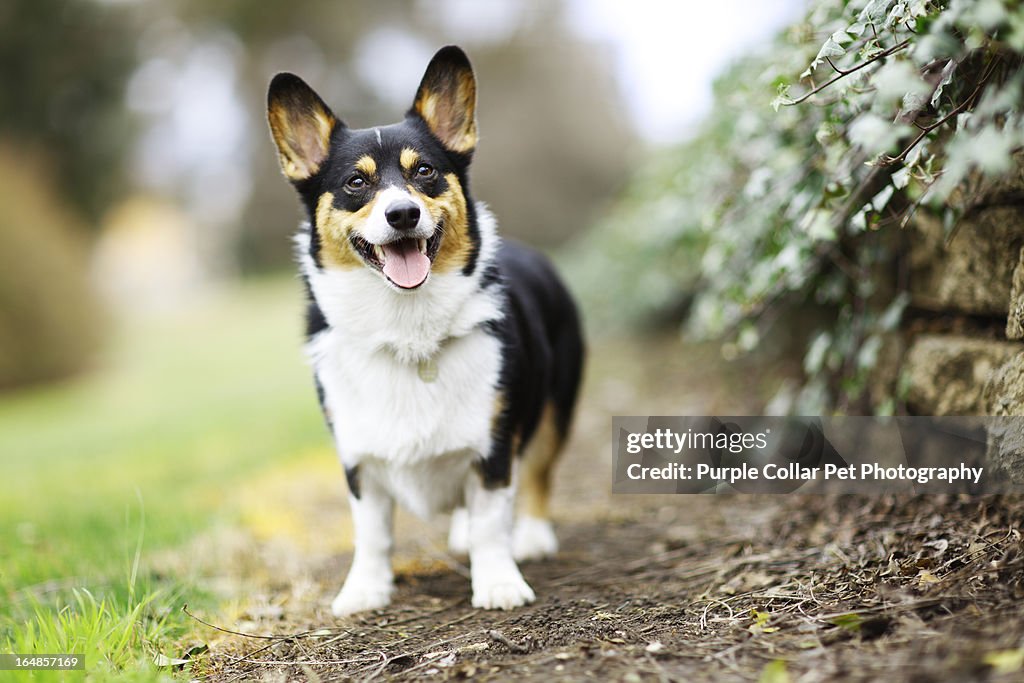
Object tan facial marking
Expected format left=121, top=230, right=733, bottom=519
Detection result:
left=408, top=172, right=473, bottom=274
left=354, top=155, right=377, bottom=177
left=315, top=192, right=371, bottom=269
left=400, top=147, right=420, bottom=171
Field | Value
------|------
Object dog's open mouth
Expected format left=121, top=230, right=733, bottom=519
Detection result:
left=351, top=230, right=443, bottom=289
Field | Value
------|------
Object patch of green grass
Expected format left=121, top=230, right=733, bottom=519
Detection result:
left=4, top=588, right=179, bottom=683
left=0, top=276, right=329, bottom=679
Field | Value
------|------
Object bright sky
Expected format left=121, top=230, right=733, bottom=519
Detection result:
left=417, top=0, right=809, bottom=142
left=565, top=0, right=807, bottom=142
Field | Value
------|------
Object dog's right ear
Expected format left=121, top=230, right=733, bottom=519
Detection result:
left=267, top=73, right=340, bottom=182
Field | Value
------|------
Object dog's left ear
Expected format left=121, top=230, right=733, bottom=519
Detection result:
left=410, top=46, right=477, bottom=155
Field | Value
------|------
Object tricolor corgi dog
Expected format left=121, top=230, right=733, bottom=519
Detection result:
left=267, top=46, right=584, bottom=614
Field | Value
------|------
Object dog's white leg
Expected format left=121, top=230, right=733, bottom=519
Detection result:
left=331, top=483, right=394, bottom=616
left=448, top=507, right=470, bottom=555
left=465, top=473, right=535, bottom=610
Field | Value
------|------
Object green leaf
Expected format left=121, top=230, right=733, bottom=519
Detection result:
left=971, top=126, right=1017, bottom=174
left=860, top=0, right=895, bottom=25
left=808, top=210, right=836, bottom=241
left=907, top=0, right=930, bottom=19
left=984, top=649, right=1024, bottom=674
left=771, top=94, right=794, bottom=112
left=805, top=332, right=832, bottom=375
left=759, top=660, right=791, bottom=683
left=816, top=32, right=850, bottom=61
left=871, top=184, right=895, bottom=213
left=830, top=613, right=863, bottom=631
left=749, top=609, right=779, bottom=635
left=848, top=113, right=903, bottom=153
left=969, top=0, right=1009, bottom=31
left=872, top=60, right=930, bottom=103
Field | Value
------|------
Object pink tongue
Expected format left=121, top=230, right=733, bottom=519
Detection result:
left=381, top=239, right=431, bottom=288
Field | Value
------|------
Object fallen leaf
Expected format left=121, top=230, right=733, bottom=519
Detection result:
left=830, top=613, right=863, bottom=632
left=759, top=659, right=790, bottom=683
left=984, top=649, right=1024, bottom=674
left=153, top=653, right=190, bottom=668
left=749, top=609, right=779, bottom=635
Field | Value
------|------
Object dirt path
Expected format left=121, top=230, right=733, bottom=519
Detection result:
left=190, top=337, right=1024, bottom=682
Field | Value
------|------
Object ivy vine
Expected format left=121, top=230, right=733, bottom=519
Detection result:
left=573, top=0, right=1024, bottom=414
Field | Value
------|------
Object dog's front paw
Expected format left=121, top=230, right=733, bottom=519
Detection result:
left=331, top=577, right=393, bottom=616
left=472, top=573, right=535, bottom=610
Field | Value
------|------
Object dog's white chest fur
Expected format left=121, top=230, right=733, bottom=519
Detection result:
left=312, top=327, right=500, bottom=466
left=310, top=324, right=501, bottom=519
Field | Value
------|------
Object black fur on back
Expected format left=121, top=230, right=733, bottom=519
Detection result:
left=479, top=240, right=584, bottom=488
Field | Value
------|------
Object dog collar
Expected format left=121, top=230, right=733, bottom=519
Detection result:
left=416, top=334, right=456, bottom=382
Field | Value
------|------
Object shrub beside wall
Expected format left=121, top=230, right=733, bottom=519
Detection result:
left=576, top=0, right=1024, bottom=415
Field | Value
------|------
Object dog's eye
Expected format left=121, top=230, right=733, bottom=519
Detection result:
left=416, top=163, right=435, bottom=178
left=346, top=175, right=366, bottom=190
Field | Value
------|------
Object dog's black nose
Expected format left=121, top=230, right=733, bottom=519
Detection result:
left=385, top=200, right=420, bottom=230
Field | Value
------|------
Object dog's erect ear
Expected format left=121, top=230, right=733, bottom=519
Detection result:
left=410, top=46, right=477, bottom=154
left=267, top=73, right=340, bottom=181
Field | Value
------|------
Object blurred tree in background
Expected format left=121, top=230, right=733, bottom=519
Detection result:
left=0, top=148, right=103, bottom=389
left=0, top=0, right=137, bottom=222
left=0, top=0, right=138, bottom=386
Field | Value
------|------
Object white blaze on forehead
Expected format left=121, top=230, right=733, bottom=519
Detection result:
left=375, top=127, right=383, bottom=146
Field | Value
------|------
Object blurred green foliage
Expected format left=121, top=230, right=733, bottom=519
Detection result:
left=576, top=0, right=1024, bottom=413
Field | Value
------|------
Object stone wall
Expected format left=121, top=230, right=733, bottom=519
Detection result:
left=901, top=158, right=1024, bottom=418
left=896, top=158, right=1024, bottom=476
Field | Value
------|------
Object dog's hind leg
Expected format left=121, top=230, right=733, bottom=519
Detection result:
left=513, top=402, right=561, bottom=561
left=515, top=310, right=583, bottom=562
left=448, top=507, right=470, bottom=555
